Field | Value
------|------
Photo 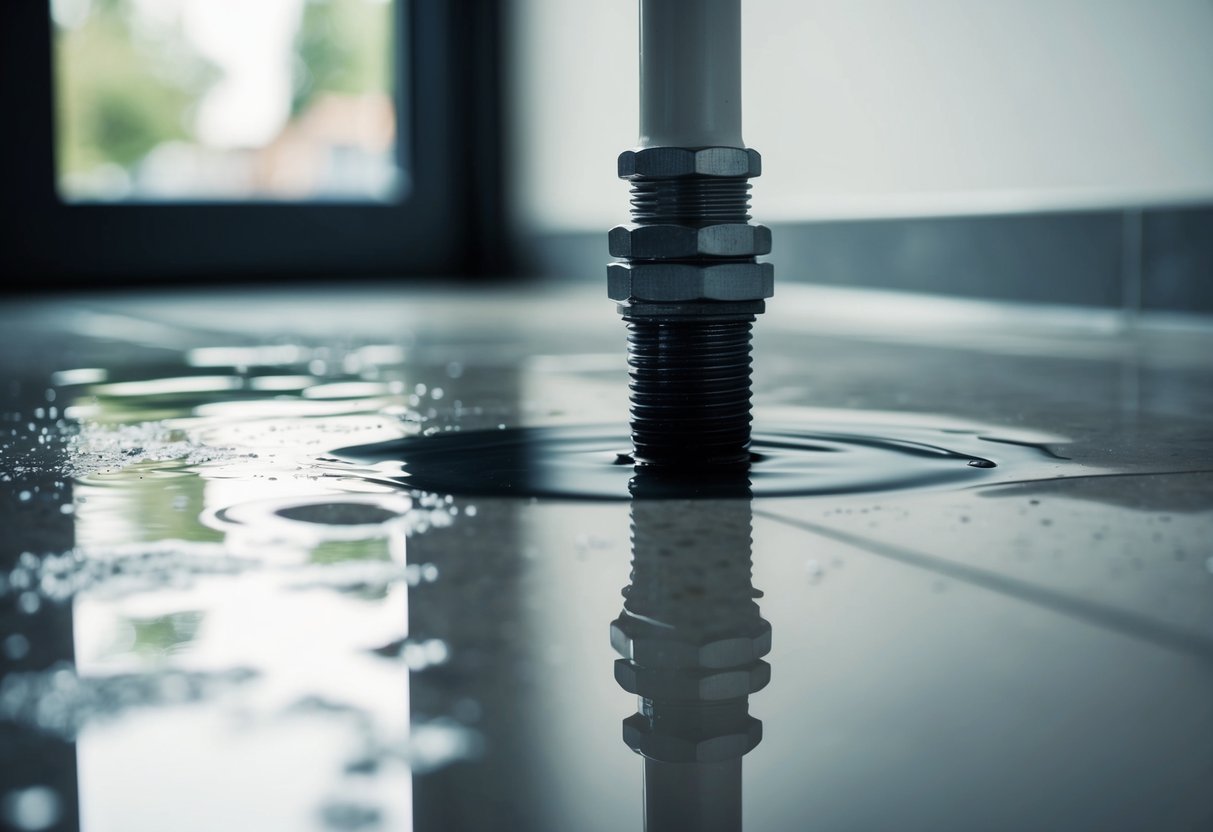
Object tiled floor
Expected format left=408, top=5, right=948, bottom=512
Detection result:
left=2, top=283, right=1211, bottom=831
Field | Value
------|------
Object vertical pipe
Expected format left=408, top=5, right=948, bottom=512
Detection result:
left=613, top=0, right=770, bottom=469
left=644, top=759, right=743, bottom=832
left=639, top=0, right=744, bottom=148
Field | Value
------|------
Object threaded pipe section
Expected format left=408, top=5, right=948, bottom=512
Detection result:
left=630, top=179, right=751, bottom=226
left=626, top=318, right=754, bottom=467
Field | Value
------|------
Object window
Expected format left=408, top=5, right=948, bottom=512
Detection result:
left=1, top=1, right=504, bottom=282
left=52, top=0, right=402, bottom=203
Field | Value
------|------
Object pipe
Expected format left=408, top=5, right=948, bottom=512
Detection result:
left=640, top=0, right=743, bottom=148
left=609, top=0, right=772, bottom=469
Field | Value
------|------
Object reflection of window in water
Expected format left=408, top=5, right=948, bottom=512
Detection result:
left=51, top=0, right=401, bottom=203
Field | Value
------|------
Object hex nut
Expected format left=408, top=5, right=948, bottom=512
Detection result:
left=607, top=262, right=774, bottom=303
left=609, top=224, right=772, bottom=259
left=615, top=659, right=771, bottom=700
left=623, top=714, right=763, bottom=763
left=611, top=615, right=772, bottom=669
left=618, top=147, right=761, bottom=180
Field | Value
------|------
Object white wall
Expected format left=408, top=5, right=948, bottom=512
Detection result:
left=510, top=0, right=1213, bottom=231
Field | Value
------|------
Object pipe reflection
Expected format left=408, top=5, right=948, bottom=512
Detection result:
left=612, top=470, right=768, bottom=832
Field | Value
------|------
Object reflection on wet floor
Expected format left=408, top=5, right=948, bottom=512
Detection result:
left=613, top=474, right=766, bottom=832
left=2, top=285, right=1212, bottom=831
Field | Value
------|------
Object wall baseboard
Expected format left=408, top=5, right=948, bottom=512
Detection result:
left=523, top=204, right=1213, bottom=313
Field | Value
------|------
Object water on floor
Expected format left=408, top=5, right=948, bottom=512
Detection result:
left=2, top=283, right=1212, bottom=832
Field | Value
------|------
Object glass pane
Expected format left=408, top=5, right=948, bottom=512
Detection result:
left=52, top=0, right=404, bottom=203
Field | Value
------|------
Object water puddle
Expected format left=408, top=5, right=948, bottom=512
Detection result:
left=4, top=336, right=1089, bottom=832
left=3, top=346, right=498, bottom=832
left=331, top=420, right=1065, bottom=500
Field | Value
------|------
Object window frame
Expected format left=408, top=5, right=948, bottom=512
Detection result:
left=0, top=0, right=506, bottom=285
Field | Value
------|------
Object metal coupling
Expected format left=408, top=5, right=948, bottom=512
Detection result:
left=609, top=146, right=773, bottom=311
left=608, top=145, right=773, bottom=467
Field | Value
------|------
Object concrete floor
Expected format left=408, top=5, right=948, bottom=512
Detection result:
left=2, top=283, right=1211, bottom=831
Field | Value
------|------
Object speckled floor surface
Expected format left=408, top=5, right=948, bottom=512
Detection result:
left=2, top=282, right=1211, bottom=832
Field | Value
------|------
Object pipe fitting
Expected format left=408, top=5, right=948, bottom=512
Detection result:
left=608, top=223, right=772, bottom=259
left=610, top=614, right=772, bottom=670
left=623, top=712, right=762, bottom=764
left=615, top=659, right=771, bottom=701
left=607, top=262, right=773, bottom=303
left=618, top=147, right=762, bottom=180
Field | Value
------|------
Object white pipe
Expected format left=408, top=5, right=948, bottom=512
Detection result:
left=639, top=0, right=744, bottom=149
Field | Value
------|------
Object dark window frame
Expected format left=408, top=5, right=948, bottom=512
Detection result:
left=0, top=0, right=507, bottom=286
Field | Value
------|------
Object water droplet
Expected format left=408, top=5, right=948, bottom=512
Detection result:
left=1, top=786, right=61, bottom=831
left=967, top=458, right=996, bottom=468
left=402, top=642, right=427, bottom=669
left=425, top=639, right=449, bottom=665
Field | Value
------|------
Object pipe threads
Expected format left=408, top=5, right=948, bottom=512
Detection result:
left=626, top=318, right=754, bottom=467
left=630, top=179, right=752, bottom=227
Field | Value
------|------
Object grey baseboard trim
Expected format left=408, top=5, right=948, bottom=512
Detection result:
left=522, top=204, right=1213, bottom=313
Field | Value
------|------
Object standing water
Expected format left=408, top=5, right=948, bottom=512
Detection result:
left=2, top=286, right=1212, bottom=831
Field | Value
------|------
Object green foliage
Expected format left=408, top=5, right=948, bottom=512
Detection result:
left=293, top=0, right=393, bottom=115
left=54, top=0, right=217, bottom=175
left=54, top=0, right=393, bottom=188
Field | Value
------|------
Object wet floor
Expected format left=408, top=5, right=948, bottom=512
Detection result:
left=2, top=283, right=1212, bottom=831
